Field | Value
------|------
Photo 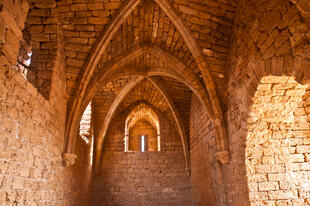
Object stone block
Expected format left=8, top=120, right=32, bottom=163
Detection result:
left=92, top=10, right=110, bottom=17
left=104, top=2, right=122, bottom=10
left=87, top=3, right=104, bottom=10
left=44, top=25, right=58, bottom=33
left=296, top=145, right=310, bottom=154
left=87, top=17, right=109, bottom=25
left=268, top=189, right=298, bottom=200
left=32, top=34, right=50, bottom=42
left=71, top=4, right=87, bottom=11
left=258, top=182, right=279, bottom=191
left=30, top=8, right=49, bottom=17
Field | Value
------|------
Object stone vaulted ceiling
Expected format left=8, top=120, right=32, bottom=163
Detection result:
left=3, top=0, right=310, bottom=205
left=63, top=0, right=238, bottom=167
left=61, top=0, right=237, bottom=98
left=92, top=77, right=193, bottom=172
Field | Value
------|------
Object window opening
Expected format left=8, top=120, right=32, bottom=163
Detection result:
left=17, top=26, right=32, bottom=79
left=124, top=104, right=160, bottom=152
left=157, top=134, right=160, bottom=151
left=90, top=132, right=94, bottom=166
left=141, top=135, right=145, bottom=152
left=80, top=103, right=92, bottom=144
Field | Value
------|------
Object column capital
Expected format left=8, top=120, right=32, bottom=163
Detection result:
left=62, top=153, right=77, bottom=167
left=216, top=150, right=230, bottom=164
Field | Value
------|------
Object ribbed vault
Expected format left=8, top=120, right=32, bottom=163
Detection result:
left=3, top=0, right=310, bottom=205
left=64, top=0, right=235, bottom=166
left=93, top=77, right=193, bottom=173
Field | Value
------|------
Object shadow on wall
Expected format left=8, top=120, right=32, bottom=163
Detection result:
left=190, top=95, right=225, bottom=206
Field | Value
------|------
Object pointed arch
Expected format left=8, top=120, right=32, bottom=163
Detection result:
left=66, top=44, right=216, bottom=163
left=93, top=76, right=144, bottom=173
left=125, top=103, right=160, bottom=152
left=94, top=75, right=192, bottom=174
left=64, top=0, right=142, bottom=156
left=64, top=0, right=229, bottom=164
left=125, top=103, right=160, bottom=133
left=90, top=66, right=197, bottom=174
left=85, top=44, right=214, bottom=119
left=148, top=77, right=191, bottom=173
left=65, top=0, right=229, bottom=165
left=94, top=76, right=191, bottom=175
left=155, top=0, right=229, bottom=161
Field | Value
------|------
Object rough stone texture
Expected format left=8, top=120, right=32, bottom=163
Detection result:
left=104, top=0, right=196, bottom=72
left=59, top=0, right=125, bottom=97
left=226, top=0, right=310, bottom=205
left=0, top=66, right=92, bottom=205
left=0, top=0, right=91, bottom=205
left=23, top=0, right=63, bottom=99
left=92, top=77, right=133, bottom=139
left=0, top=0, right=28, bottom=65
left=246, top=76, right=310, bottom=205
left=172, top=0, right=237, bottom=101
left=2, top=0, right=310, bottom=205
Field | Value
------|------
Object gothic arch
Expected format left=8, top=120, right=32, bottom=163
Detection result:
left=64, top=0, right=229, bottom=165
left=94, top=75, right=192, bottom=174
left=148, top=77, right=190, bottom=173
left=155, top=0, right=229, bottom=160
left=65, top=44, right=215, bottom=163
left=64, top=0, right=142, bottom=158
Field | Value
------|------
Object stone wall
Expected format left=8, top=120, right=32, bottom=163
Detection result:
left=22, top=0, right=64, bottom=99
left=246, top=76, right=310, bottom=205
left=92, top=110, right=193, bottom=206
left=190, top=95, right=225, bottom=206
left=225, top=0, right=310, bottom=205
left=0, top=0, right=91, bottom=205
left=2, top=0, right=310, bottom=205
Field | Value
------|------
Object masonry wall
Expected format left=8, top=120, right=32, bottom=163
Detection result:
left=0, top=1, right=91, bottom=205
left=225, top=0, right=310, bottom=205
left=92, top=110, right=193, bottom=206
left=246, top=76, right=310, bottom=205
left=189, top=95, right=226, bottom=206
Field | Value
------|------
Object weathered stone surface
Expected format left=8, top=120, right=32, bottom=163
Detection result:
left=1, top=0, right=310, bottom=205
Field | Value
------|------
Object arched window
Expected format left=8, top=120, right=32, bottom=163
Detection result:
left=15, top=3, right=60, bottom=99
left=17, top=25, right=32, bottom=79
left=124, top=104, right=160, bottom=152
left=80, top=103, right=92, bottom=144
left=79, top=102, right=94, bottom=166
left=128, top=119, right=157, bottom=151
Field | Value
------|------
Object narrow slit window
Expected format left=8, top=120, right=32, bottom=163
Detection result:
left=141, top=136, right=145, bottom=152
left=24, top=52, right=32, bottom=67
